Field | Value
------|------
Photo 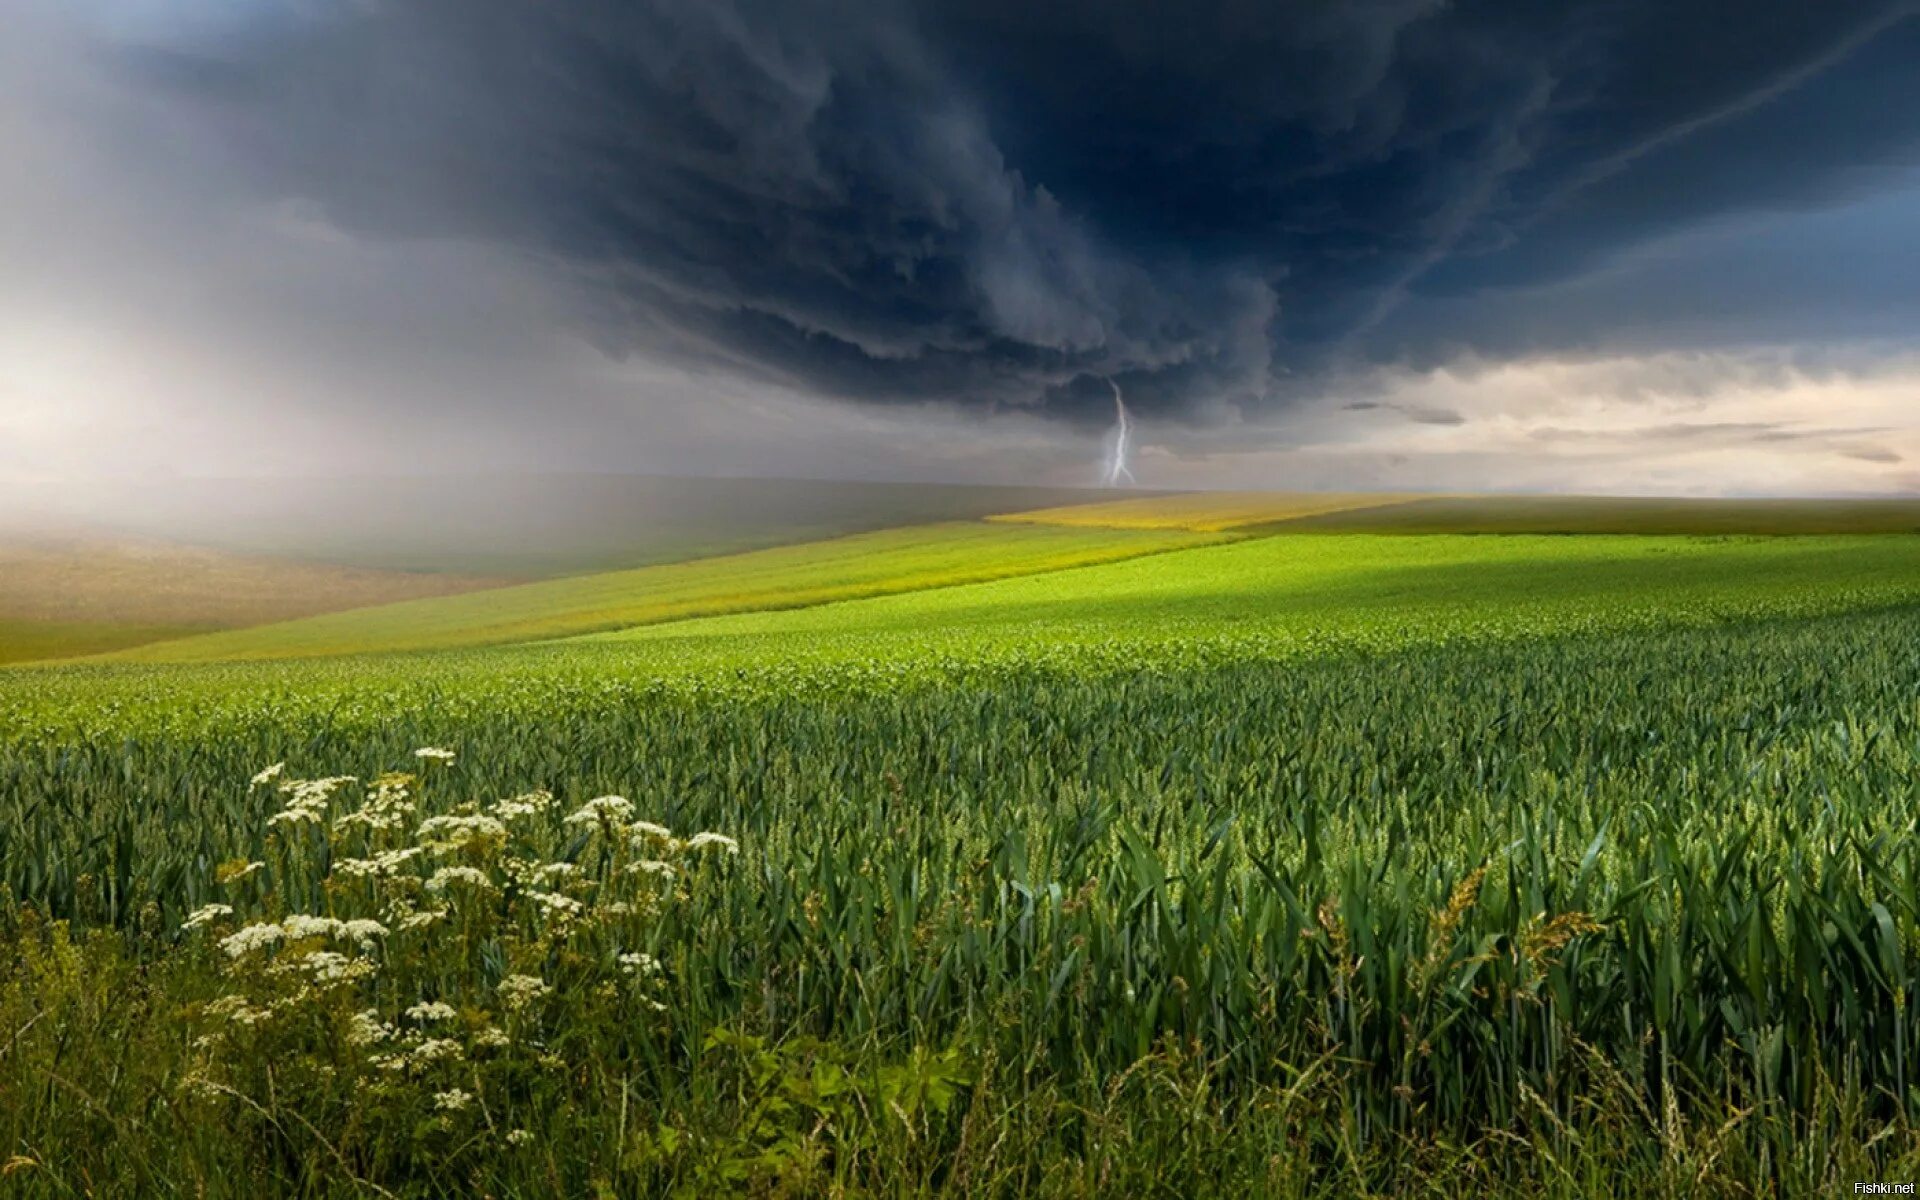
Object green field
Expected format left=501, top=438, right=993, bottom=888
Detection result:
left=586, top=530, right=1920, bottom=655
left=6, top=497, right=1920, bottom=1195
left=0, top=616, right=207, bottom=665
left=1279, top=493, right=1920, bottom=535
left=95, top=522, right=1221, bottom=664
left=987, top=489, right=1414, bottom=530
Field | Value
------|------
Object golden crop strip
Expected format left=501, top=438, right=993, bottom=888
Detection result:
left=985, top=490, right=1429, bottom=531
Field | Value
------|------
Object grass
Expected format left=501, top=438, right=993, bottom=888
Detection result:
left=1279, top=493, right=1920, bottom=535
left=0, top=617, right=208, bottom=665
left=0, top=531, right=507, bottom=664
left=584, top=532, right=1920, bottom=657
left=6, top=599, right=1920, bottom=1193
left=95, top=522, right=1222, bottom=664
left=988, top=489, right=1414, bottom=530
left=7, top=514, right=1920, bottom=1194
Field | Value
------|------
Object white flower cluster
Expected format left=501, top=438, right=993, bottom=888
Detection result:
left=391, top=904, right=450, bottom=931
left=218, top=915, right=387, bottom=959
left=348, top=1009, right=393, bottom=1047
left=266, top=776, right=357, bottom=828
left=491, top=790, right=556, bottom=822
left=526, top=890, right=584, bottom=919
left=283, top=950, right=377, bottom=985
left=563, top=795, right=635, bottom=828
left=369, top=1037, right=466, bottom=1074
left=415, top=811, right=508, bottom=856
left=186, top=758, right=738, bottom=1128
left=334, top=772, right=420, bottom=835
left=498, top=974, right=553, bottom=1011
left=206, top=995, right=269, bottom=1027
left=181, top=903, right=233, bottom=931
left=426, top=866, right=493, bottom=893
left=334, top=847, right=424, bottom=879
left=618, top=952, right=661, bottom=977
left=406, top=1000, right=458, bottom=1023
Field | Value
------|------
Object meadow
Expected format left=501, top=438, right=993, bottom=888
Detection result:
left=0, top=529, right=505, bottom=665
left=5, top=498, right=1920, bottom=1196
left=93, top=522, right=1220, bottom=664
left=984, top=490, right=1412, bottom=530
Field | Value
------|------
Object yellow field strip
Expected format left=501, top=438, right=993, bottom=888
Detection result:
left=986, top=491, right=1429, bottom=532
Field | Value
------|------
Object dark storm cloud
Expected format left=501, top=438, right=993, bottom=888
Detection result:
left=108, top=0, right=1920, bottom=423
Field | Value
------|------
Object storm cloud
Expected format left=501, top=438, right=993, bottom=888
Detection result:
left=4, top=0, right=1920, bottom=496
left=81, top=0, right=1920, bottom=425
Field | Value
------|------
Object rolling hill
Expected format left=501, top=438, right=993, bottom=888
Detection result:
left=97, top=521, right=1222, bottom=663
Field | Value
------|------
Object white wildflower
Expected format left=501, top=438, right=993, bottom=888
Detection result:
left=181, top=903, right=233, bottom=931
left=530, top=862, right=577, bottom=883
left=219, top=922, right=286, bottom=958
left=491, top=790, right=555, bottom=821
left=618, top=952, right=661, bottom=977
left=628, top=860, right=675, bottom=880
left=338, top=918, right=388, bottom=947
left=506, top=1128, right=533, bottom=1146
left=410, top=1038, right=464, bottom=1065
left=628, top=820, right=673, bottom=842
left=433, top=1088, right=473, bottom=1112
left=498, top=974, right=552, bottom=1011
left=406, top=1000, right=458, bottom=1023
left=414, top=746, right=457, bottom=764
left=474, top=1026, right=510, bottom=1048
left=564, top=795, right=634, bottom=828
left=297, top=951, right=375, bottom=984
left=426, top=866, right=494, bottom=893
left=526, top=890, right=584, bottom=918
left=280, top=914, right=341, bottom=941
left=250, top=762, right=286, bottom=788
left=268, top=776, right=356, bottom=828
left=685, top=831, right=739, bottom=855
left=347, top=1009, right=393, bottom=1046
left=333, top=847, right=423, bottom=878
left=333, top=772, right=417, bottom=834
left=416, top=812, right=508, bottom=855
left=394, top=906, right=449, bottom=931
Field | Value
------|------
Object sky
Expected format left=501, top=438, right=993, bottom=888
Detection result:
left=3, top=0, right=1918, bottom=496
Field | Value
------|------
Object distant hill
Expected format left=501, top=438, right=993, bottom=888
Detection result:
left=1274, top=494, right=1920, bottom=535
left=14, top=475, right=1131, bottom=576
left=96, top=522, right=1219, bottom=664
left=0, top=529, right=504, bottom=665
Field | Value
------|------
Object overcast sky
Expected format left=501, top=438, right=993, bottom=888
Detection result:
left=4, top=0, right=1918, bottom=496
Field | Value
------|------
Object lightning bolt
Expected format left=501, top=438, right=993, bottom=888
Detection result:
left=1103, top=379, right=1136, bottom=487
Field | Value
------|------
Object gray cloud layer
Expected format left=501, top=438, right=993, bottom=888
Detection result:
left=84, top=0, right=1920, bottom=426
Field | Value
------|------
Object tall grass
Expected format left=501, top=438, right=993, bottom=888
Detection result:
left=4, top=605, right=1920, bottom=1192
